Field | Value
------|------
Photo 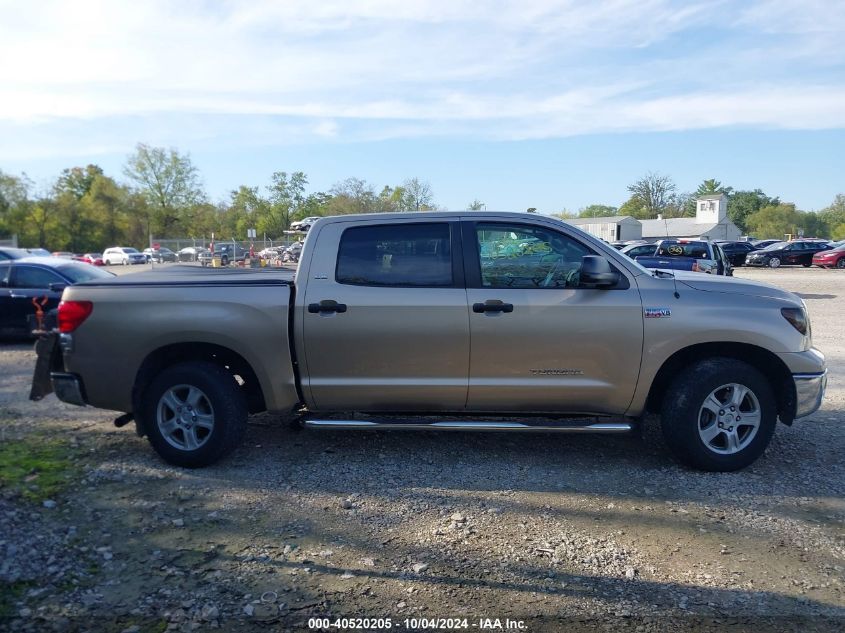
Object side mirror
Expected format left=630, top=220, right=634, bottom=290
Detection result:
left=580, top=255, right=619, bottom=288
left=48, top=282, right=67, bottom=293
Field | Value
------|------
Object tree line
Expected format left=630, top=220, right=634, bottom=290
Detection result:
left=0, top=143, right=438, bottom=252
left=2, top=145, right=843, bottom=252
left=561, top=173, right=845, bottom=240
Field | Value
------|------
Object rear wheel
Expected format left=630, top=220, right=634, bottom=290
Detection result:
left=221, top=255, right=229, bottom=266
left=768, top=257, right=781, bottom=268
left=837, top=258, right=845, bottom=269
left=141, top=361, right=248, bottom=468
left=660, top=358, right=777, bottom=471
left=802, top=262, right=812, bottom=268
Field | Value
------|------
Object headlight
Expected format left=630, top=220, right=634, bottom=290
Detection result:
left=781, top=307, right=808, bottom=335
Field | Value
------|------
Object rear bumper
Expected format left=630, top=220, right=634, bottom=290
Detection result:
left=51, top=372, right=87, bottom=406
left=794, top=371, right=827, bottom=418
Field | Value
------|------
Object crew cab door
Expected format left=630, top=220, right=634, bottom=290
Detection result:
left=300, top=219, right=470, bottom=411
left=462, top=220, right=643, bottom=415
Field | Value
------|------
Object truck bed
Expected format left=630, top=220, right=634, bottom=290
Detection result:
left=57, top=265, right=300, bottom=415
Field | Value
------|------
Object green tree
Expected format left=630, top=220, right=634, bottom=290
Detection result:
left=819, top=194, right=845, bottom=240
left=626, top=172, right=677, bottom=218
left=402, top=177, right=434, bottom=211
left=727, top=189, right=780, bottom=234
left=123, top=143, right=205, bottom=237
left=0, top=170, right=34, bottom=239
left=579, top=204, right=618, bottom=218
left=618, top=195, right=647, bottom=219
left=466, top=199, right=485, bottom=211
left=327, top=178, right=377, bottom=215
left=745, top=203, right=803, bottom=239
left=266, top=171, right=307, bottom=235
left=694, top=179, right=733, bottom=197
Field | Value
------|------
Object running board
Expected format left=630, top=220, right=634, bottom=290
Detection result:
left=301, top=419, right=633, bottom=433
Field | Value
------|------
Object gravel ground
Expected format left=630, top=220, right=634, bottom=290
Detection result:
left=0, top=266, right=843, bottom=632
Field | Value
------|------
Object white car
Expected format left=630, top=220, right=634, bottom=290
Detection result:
left=290, top=216, right=321, bottom=232
left=103, top=247, right=147, bottom=266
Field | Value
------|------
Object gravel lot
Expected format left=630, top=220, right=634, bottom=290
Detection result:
left=0, top=266, right=843, bottom=632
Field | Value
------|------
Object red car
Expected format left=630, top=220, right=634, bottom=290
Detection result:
left=812, top=243, right=845, bottom=269
left=80, top=253, right=105, bottom=266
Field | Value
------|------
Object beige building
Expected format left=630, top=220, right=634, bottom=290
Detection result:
left=565, top=216, right=642, bottom=242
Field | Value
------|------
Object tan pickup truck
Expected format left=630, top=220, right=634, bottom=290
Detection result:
left=32, top=212, right=827, bottom=471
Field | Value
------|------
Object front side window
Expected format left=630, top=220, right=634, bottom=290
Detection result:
left=336, top=223, right=452, bottom=287
left=12, top=266, right=63, bottom=289
left=475, top=223, right=591, bottom=289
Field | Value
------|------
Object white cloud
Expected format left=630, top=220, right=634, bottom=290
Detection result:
left=0, top=0, right=843, bottom=152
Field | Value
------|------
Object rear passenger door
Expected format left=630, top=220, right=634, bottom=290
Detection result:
left=300, top=220, right=470, bottom=411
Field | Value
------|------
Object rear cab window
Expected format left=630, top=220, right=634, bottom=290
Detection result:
left=336, top=222, right=453, bottom=287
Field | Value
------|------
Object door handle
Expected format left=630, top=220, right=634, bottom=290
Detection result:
left=472, top=300, right=514, bottom=314
left=308, top=300, right=348, bottom=314
left=10, top=293, right=27, bottom=299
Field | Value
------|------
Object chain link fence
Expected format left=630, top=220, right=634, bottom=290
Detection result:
left=149, top=234, right=304, bottom=264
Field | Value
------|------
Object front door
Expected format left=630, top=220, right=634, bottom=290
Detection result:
left=301, top=220, right=470, bottom=411
left=463, top=220, right=644, bottom=415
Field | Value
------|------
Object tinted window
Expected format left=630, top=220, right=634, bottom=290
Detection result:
left=0, top=264, right=9, bottom=286
left=12, top=266, right=64, bottom=289
left=336, top=223, right=452, bottom=287
left=475, top=223, right=592, bottom=289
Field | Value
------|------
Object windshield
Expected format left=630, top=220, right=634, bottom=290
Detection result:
left=58, top=263, right=115, bottom=283
left=760, top=241, right=787, bottom=251
left=123, top=247, right=139, bottom=253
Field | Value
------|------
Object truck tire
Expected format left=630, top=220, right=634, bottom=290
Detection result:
left=141, top=361, right=248, bottom=468
left=660, top=358, right=776, bottom=471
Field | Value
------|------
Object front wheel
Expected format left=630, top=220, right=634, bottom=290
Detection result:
left=802, top=262, right=812, bottom=268
left=660, top=358, right=777, bottom=471
left=768, top=257, right=781, bottom=268
left=221, top=255, right=229, bottom=266
left=141, top=361, right=248, bottom=468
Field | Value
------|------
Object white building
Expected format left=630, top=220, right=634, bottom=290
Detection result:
left=565, top=216, right=642, bottom=242
left=640, top=194, right=741, bottom=241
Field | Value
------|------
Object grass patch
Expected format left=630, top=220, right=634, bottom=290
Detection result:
left=0, top=435, right=79, bottom=502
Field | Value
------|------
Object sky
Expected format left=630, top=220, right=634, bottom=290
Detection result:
left=1, top=0, right=843, bottom=212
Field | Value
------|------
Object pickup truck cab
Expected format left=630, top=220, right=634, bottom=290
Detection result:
left=635, top=239, right=732, bottom=275
left=33, top=212, right=827, bottom=472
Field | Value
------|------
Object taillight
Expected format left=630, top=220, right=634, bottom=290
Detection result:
left=58, top=300, right=93, bottom=333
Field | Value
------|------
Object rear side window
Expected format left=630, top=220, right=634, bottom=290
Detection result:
left=12, top=266, right=63, bottom=289
left=336, top=223, right=452, bottom=287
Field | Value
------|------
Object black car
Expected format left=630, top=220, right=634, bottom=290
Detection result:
left=744, top=240, right=831, bottom=268
left=0, top=257, right=114, bottom=337
left=751, top=239, right=782, bottom=249
left=714, top=241, right=758, bottom=266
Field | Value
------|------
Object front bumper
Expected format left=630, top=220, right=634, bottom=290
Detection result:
left=794, top=371, right=827, bottom=418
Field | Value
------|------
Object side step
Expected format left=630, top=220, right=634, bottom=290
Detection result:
left=302, top=419, right=633, bottom=433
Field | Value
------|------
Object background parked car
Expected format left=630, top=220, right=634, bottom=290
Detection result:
left=745, top=240, right=831, bottom=268
left=714, top=240, right=758, bottom=267
left=51, top=251, right=76, bottom=259
left=290, top=216, right=321, bottom=232
left=812, top=243, right=845, bottom=269
left=0, top=257, right=114, bottom=337
left=620, top=242, right=657, bottom=259
left=143, top=247, right=177, bottom=263
left=177, top=246, right=208, bottom=262
left=751, top=239, right=782, bottom=249
left=0, top=247, right=29, bottom=260
left=635, top=239, right=732, bottom=275
left=80, top=253, right=105, bottom=266
left=103, top=247, right=147, bottom=265
left=281, top=241, right=303, bottom=263
left=198, top=244, right=248, bottom=266
left=25, top=248, right=52, bottom=257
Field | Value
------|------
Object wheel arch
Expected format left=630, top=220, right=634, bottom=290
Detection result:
left=645, top=342, right=796, bottom=425
left=132, top=342, right=266, bottom=435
